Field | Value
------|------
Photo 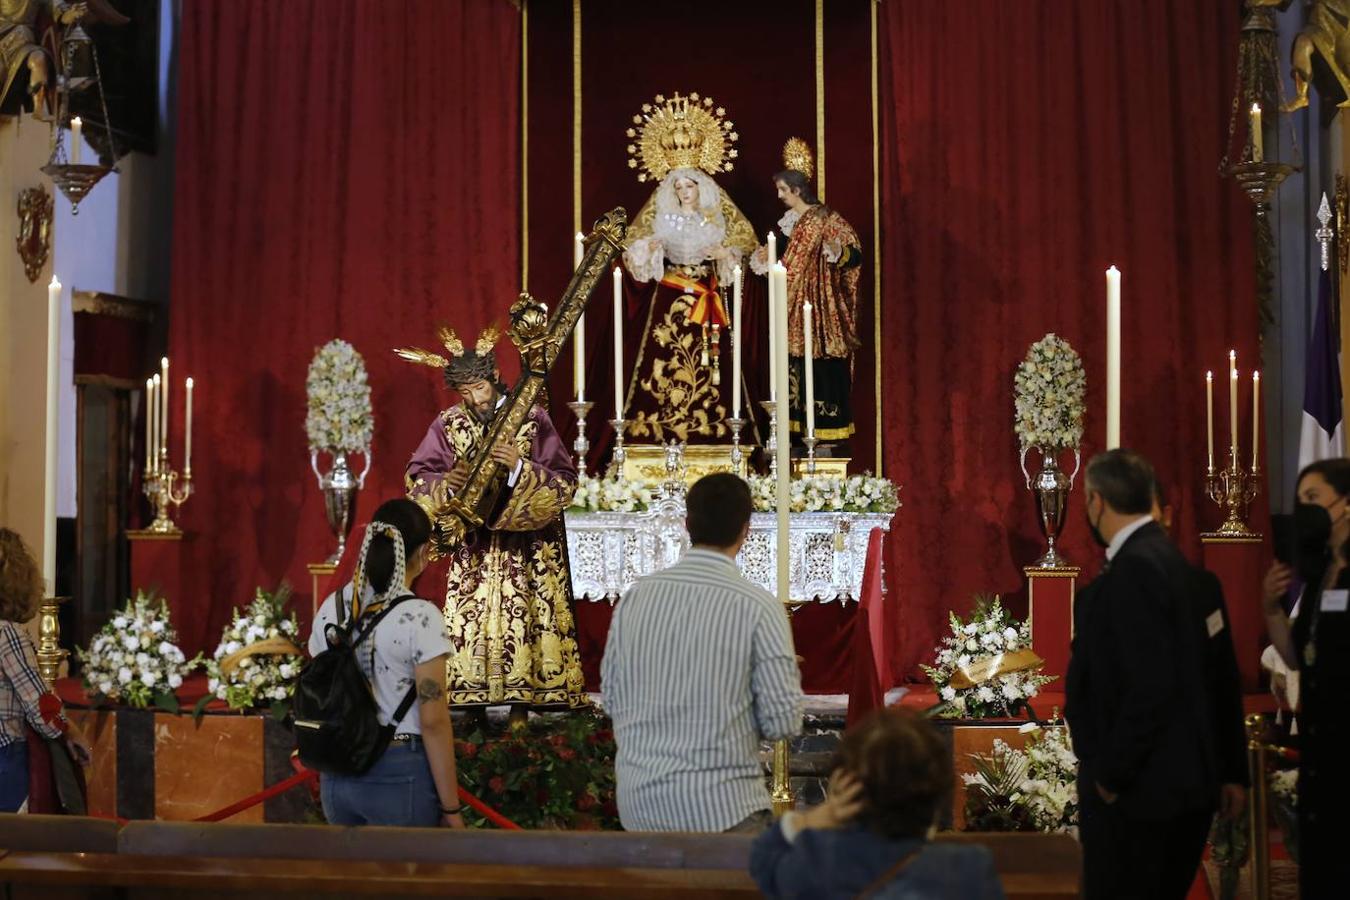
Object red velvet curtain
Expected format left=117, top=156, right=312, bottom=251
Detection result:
left=168, top=1, right=520, bottom=652
left=878, top=2, right=1259, bottom=679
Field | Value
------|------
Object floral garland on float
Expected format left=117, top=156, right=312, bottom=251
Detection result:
left=921, top=594, right=1055, bottom=719
left=202, top=585, right=303, bottom=718
left=78, top=592, right=198, bottom=712
left=567, top=473, right=899, bottom=515
left=1014, top=333, right=1086, bottom=568
left=306, top=338, right=374, bottom=564
left=961, top=722, right=1078, bottom=834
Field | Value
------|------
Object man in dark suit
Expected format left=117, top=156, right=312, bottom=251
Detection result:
left=1066, top=450, right=1233, bottom=899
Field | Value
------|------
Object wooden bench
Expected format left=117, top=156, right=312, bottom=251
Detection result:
left=0, top=813, right=120, bottom=853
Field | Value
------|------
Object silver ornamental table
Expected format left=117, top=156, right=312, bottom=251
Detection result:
left=565, top=493, right=894, bottom=603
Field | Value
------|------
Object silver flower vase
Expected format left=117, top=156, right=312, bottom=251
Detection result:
left=1020, top=445, right=1080, bottom=569
left=310, top=449, right=372, bottom=564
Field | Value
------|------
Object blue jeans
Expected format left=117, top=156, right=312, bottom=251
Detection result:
left=320, top=742, right=439, bottom=827
left=0, top=741, right=29, bottom=813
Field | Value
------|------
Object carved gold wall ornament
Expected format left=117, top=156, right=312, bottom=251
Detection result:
left=15, top=183, right=52, bottom=283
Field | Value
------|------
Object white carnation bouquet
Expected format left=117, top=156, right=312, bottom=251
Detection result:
left=78, top=592, right=198, bottom=711
left=922, top=595, right=1055, bottom=718
left=1013, top=333, right=1086, bottom=451
left=962, top=724, right=1078, bottom=833
left=204, top=585, right=303, bottom=714
left=749, top=474, right=901, bottom=514
left=568, top=475, right=655, bottom=512
left=305, top=339, right=374, bottom=452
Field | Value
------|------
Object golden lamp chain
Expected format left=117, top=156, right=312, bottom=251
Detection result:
left=438, top=208, right=628, bottom=547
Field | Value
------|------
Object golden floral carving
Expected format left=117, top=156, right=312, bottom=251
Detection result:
left=15, top=184, right=52, bottom=283
left=627, top=293, right=728, bottom=441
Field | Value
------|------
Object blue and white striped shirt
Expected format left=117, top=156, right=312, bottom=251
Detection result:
left=601, top=548, right=803, bottom=832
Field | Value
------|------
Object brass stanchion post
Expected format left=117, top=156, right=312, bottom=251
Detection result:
left=771, top=738, right=794, bottom=815
left=1246, top=713, right=1272, bottom=900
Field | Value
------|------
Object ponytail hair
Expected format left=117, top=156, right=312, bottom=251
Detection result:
left=350, top=499, right=432, bottom=615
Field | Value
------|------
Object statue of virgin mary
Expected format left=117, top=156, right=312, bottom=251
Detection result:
left=620, top=93, right=757, bottom=443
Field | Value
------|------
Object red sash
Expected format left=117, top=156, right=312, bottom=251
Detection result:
left=660, top=271, right=727, bottom=327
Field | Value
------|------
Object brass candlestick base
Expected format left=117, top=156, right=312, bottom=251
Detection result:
left=143, top=451, right=193, bottom=534
left=36, top=596, right=68, bottom=683
left=803, top=436, right=819, bottom=474
left=567, top=400, right=594, bottom=478
left=1204, top=457, right=1260, bottom=538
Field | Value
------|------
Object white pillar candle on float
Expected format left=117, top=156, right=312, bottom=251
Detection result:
left=732, top=264, right=743, bottom=419
left=1205, top=371, right=1214, bottom=473
left=1250, top=103, right=1264, bottom=163
left=772, top=262, right=791, bottom=604
left=803, top=301, right=816, bottom=440
left=1229, top=350, right=1238, bottom=460
left=160, top=356, right=170, bottom=461
left=70, top=117, right=82, bottom=165
left=767, top=234, right=779, bottom=401
left=612, top=267, right=624, bottom=419
left=573, top=233, right=585, bottom=401
left=43, top=275, right=60, bottom=593
left=1252, top=370, right=1260, bottom=471
left=150, top=374, right=160, bottom=473
left=144, top=377, right=154, bottom=473
left=185, top=377, right=194, bottom=475
left=1105, top=266, right=1121, bottom=450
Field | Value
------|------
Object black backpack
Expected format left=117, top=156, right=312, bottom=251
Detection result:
left=294, top=591, right=419, bottom=775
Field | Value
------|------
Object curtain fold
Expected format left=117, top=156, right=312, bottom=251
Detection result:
left=878, top=1, right=1260, bottom=679
left=168, top=0, right=521, bottom=652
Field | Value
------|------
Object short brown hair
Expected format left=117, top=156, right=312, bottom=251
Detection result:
left=685, top=473, right=753, bottom=547
left=0, top=529, right=43, bottom=623
left=833, top=709, right=952, bottom=840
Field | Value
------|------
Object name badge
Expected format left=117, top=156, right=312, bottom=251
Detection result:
left=1206, top=609, right=1225, bottom=638
left=1322, top=589, right=1349, bottom=613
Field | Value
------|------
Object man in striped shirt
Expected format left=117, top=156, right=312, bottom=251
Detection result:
left=602, top=473, right=803, bottom=832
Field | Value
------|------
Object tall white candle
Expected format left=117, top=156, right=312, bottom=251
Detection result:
left=767, top=253, right=778, bottom=402
left=160, top=356, right=170, bottom=463
left=772, top=262, right=791, bottom=604
left=70, top=117, right=82, bottom=166
left=150, top=374, right=160, bottom=474
left=1105, top=266, right=1121, bottom=450
left=1229, top=350, right=1238, bottom=461
left=732, top=265, right=743, bottom=419
left=185, top=377, right=194, bottom=475
left=145, top=377, right=154, bottom=473
left=1206, top=371, right=1214, bottom=473
left=1250, top=103, right=1264, bottom=163
left=43, top=276, right=60, bottom=593
left=1252, top=370, right=1260, bottom=472
left=573, top=233, right=585, bottom=401
left=612, top=267, right=624, bottom=419
left=803, top=301, right=816, bottom=439
left=768, top=232, right=777, bottom=269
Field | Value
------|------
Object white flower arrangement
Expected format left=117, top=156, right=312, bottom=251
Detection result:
left=962, top=726, right=1078, bottom=833
left=78, top=592, right=197, bottom=710
left=922, top=594, right=1056, bottom=719
left=204, top=586, right=303, bottom=712
left=748, top=474, right=900, bottom=514
left=568, top=475, right=656, bottom=513
left=305, top=339, right=374, bottom=453
left=1013, top=333, right=1087, bottom=451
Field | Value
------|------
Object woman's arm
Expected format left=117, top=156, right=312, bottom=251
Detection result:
left=1262, top=563, right=1298, bottom=669
left=413, top=654, right=464, bottom=828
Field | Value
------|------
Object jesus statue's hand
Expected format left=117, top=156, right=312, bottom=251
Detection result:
left=490, top=441, right=521, bottom=471
left=445, top=463, right=470, bottom=493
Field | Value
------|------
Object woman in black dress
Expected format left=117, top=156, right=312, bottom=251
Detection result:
left=1262, top=459, right=1350, bottom=898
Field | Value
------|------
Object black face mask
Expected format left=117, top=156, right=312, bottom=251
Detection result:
left=1293, top=501, right=1334, bottom=581
left=1086, top=499, right=1109, bottom=549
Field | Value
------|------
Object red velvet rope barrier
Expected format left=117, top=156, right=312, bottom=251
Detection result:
left=457, top=785, right=522, bottom=830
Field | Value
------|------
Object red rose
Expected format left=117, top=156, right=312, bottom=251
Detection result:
left=576, top=792, right=597, bottom=811
left=548, top=734, right=566, bottom=747
left=557, top=747, right=577, bottom=761
left=488, top=776, right=506, bottom=794
left=455, top=741, right=478, bottom=758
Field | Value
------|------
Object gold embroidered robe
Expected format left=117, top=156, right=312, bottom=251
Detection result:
left=405, top=404, right=585, bottom=708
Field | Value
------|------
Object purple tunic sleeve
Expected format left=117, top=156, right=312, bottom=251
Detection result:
left=405, top=412, right=460, bottom=520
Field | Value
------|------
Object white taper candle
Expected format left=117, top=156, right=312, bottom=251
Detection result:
left=803, top=301, right=815, bottom=440
left=1229, top=350, right=1238, bottom=461
left=612, top=267, right=624, bottom=419
left=732, top=264, right=743, bottom=419
left=1206, top=371, right=1214, bottom=473
left=1252, top=370, right=1260, bottom=472
left=772, top=262, right=791, bottom=604
left=1105, top=266, right=1121, bottom=450
left=160, top=356, right=170, bottom=464
left=43, top=275, right=60, bottom=593
left=573, top=233, right=585, bottom=401
left=185, top=377, right=194, bottom=475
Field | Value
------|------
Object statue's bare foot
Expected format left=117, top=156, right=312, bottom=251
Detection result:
left=1283, top=96, right=1309, bottom=113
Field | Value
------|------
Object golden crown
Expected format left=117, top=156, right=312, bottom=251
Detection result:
left=626, top=92, right=738, bottom=184
left=782, top=137, right=814, bottom=180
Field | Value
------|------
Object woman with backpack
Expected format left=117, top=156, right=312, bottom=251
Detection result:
left=305, top=499, right=464, bottom=828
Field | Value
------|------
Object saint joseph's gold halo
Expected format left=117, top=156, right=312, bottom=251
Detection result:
left=782, top=137, right=814, bottom=181
left=625, top=92, right=739, bottom=183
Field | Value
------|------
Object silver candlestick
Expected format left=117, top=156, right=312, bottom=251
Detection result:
left=609, top=418, right=628, bottom=480
left=803, top=435, right=819, bottom=475
left=567, top=400, right=594, bottom=477
left=759, top=399, right=778, bottom=480
left=727, top=416, right=746, bottom=474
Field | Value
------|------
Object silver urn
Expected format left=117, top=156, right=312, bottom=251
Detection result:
left=310, top=449, right=372, bottom=564
left=1020, top=445, right=1080, bottom=569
